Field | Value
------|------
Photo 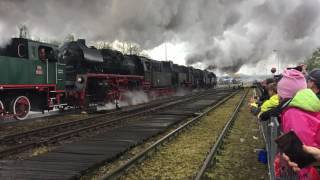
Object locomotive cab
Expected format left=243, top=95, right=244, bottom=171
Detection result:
left=38, top=45, right=58, bottom=62
left=172, top=64, right=188, bottom=88
left=140, top=57, right=152, bottom=86
left=0, top=38, right=66, bottom=120
left=207, top=72, right=217, bottom=88
left=122, top=55, right=144, bottom=76
left=0, top=38, right=59, bottom=62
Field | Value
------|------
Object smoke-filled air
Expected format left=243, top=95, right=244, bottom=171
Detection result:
left=1, top=0, right=320, bottom=73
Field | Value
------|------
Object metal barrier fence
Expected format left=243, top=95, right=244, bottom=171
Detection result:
left=255, top=85, right=302, bottom=179
left=260, top=116, right=299, bottom=180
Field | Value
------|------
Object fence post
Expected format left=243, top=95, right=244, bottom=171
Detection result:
left=269, top=117, right=279, bottom=180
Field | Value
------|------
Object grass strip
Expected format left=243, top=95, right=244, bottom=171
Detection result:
left=205, top=90, right=268, bottom=179
left=120, top=92, right=243, bottom=179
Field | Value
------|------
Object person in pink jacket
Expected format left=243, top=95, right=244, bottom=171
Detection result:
left=275, top=69, right=320, bottom=180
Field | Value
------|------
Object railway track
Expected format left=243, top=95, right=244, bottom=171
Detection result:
left=99, top=89, right=247, bottom=180
left=0, top=93, right=188, bottom=126
left=0, top=91, right=194, bottom=135
left=196, top=89, right=268, bottom=179
left=0, top=92, right=193, bottom=143
left=0, top=88, right=239, bottom=180
left=0, top=88, right=234, bottom=159
left=194, top=90, right=247, bottom=180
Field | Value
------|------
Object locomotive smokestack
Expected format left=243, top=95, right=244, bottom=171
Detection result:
left=77, top=39, right=86, bottom=45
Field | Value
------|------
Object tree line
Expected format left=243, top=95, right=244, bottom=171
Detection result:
left=18, top=26, right=148, bottom=57
left=306, top=48, right=320, bottom=71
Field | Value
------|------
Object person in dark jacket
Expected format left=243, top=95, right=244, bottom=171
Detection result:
left=307, top=68, right=320, bottom=99
left=257, top=78, right=275, bottom=105
left=250, top=83, right=279, bottom=118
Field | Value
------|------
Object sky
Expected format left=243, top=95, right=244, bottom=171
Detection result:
left=146, top=43, right=187, bottom=66
left=1, top=0, right=320, bottom=75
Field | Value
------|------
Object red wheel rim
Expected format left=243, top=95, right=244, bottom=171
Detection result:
left=13, top=96, right=30, bottom=120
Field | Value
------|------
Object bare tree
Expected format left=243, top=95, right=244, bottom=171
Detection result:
left=96, top=41, right=112, bottom=49
left=115, top=42, right=145, bottom=55
left=306, top=48, right=320, bottom=71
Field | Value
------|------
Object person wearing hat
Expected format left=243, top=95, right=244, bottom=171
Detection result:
left=272, top=69, right=320, bottom=179
left=249, top=82, right=279, bottom=118
left=256, top=78, right=275, bottom=105
left=307, top=68, right=320, bottom=99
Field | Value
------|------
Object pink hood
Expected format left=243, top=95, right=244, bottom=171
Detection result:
left=277, top=69, right=307, bottom=99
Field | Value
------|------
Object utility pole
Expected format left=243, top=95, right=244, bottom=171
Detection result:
left=165, top=42, right=167, bottom=61
left=265, top=63, right=267, bottom=77
left=273, top=50, right=280, bottom=75
left=129, top=43, right=132, bottom=55
left=276, top=52, right=280, bottom=74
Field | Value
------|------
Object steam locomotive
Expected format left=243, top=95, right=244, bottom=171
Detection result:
left=0, top=37, right=217, bottom=120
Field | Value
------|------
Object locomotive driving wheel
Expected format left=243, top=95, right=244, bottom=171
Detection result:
left=0, top=100, right=4, bottom=117
left=12, top=96, right=30, bottom=120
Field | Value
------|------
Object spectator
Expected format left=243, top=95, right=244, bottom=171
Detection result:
left=250, top=83, right=279, bottom=118
left=287, top=65, right=303, bottom=72
left=287, top=64, right=307, bottom=75
left=259, top=69, right=314, bottom=121
left=250, top=78, right=275, bottom=109
left=258, top=78, right=275, bottom=104
left=307, top=68, right=320, bottom=99
left=273, top=69, right=320, bottom=179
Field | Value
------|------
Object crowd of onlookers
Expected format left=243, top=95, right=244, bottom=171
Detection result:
left=249, top=65, right=320, bottom=180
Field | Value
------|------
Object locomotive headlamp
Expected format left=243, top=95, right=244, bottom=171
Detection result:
left=77, top=77, right=84, bottom=83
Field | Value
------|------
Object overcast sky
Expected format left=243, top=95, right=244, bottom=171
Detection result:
left=1, top=0, right=320, bottom=75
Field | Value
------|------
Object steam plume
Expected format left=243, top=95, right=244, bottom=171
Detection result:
left=0, top=0, right=320, bottom=72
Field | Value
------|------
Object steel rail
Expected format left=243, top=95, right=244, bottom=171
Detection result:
left=194, top=89, right=249, bottom=180
left=100, top=90, right=243, bottom=180
left=0, top=89, right=232, bottom=159
left=0, top=89, right=217, bottom=144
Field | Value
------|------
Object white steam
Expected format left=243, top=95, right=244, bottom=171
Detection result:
left=120, top=91, right=149, bottom=106
left=174, top=88, right=191, bottom=97
left=96, top=90, right=150, bottom=110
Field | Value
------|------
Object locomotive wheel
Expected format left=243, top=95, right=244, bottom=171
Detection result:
left=0, top=100, right=4, bottom=116
left=12, top=96, right=31, bottom=120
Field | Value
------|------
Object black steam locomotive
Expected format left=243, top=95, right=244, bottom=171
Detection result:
left=60, top=39, right=217, bottom=107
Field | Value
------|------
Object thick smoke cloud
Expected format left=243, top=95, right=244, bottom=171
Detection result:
left=1, top=0, right=320, bottom=72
